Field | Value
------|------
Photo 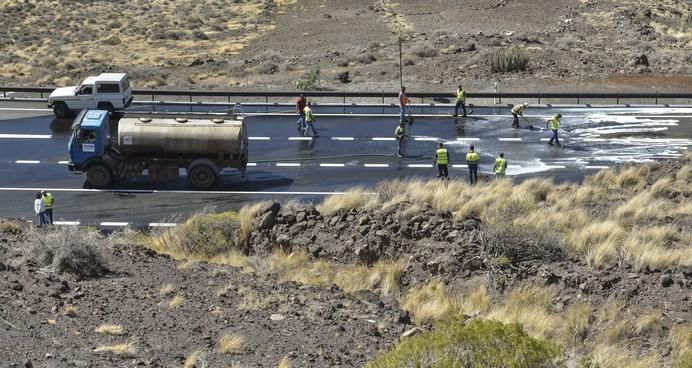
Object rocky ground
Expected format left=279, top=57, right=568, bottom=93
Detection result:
left=0, top=0, right=690, bottom=92
left=1, top=156, right=691, bottom=367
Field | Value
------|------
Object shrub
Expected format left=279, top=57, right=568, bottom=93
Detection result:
left=295, top=67, right=320, bottom=90
left=486, top=47, right=529, bottom=73
left=0, top=221, right=22, bottom=236
left=367, top=318, right=561, bottom=368
left=53, top=244, right=109, bottom=279
left=413, top=44, right=438, bottom=58
left=151, top=211, right=238, bottom=259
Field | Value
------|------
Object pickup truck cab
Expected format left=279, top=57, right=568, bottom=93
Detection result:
left=48, top=73, right=133, bottom=118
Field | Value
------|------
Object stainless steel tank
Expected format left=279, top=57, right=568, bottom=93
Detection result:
left=117, top=116, right=245, bottom=155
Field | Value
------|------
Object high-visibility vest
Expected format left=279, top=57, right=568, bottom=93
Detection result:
left=466, top=151, right=480, bottom=163
left=457, top=88, right=466, bottom=103
left=436, top=148, right=449, bottom=164
left=304, top=106, right=315, bottom=122
left=395, top=126, right=405, bottom=137
left=512, top=104, right=524, bottom=114
left=42, top=193, right=54, bottom=208
left=399, top=92, right=409, bottom=105
left=551, top=115, right=560, bottom=130
left=495, top=157, right=507, bottom=174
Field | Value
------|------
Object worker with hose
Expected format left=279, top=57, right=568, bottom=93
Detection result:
left=395, top=120, right=406, bottom=157
left=303, top=102, right=319, bottom=137
left=453, top=85, right=467, bottom=117
left=511, top=102, right=528, bottom=128
left=296, top=94, right=307, bottom=132
left=547, top=113, right=562, bottom=147
left=493, top=153, right=507, bottom=178
left=399, top=86, right=412, bottom=123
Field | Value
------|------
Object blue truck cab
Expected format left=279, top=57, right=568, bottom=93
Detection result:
left=68, top=110, right=110, bottom=172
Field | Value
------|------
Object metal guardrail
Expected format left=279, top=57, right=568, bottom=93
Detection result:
left=2, top=86, right=692, bottom=104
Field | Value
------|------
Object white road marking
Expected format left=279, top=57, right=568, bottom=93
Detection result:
left=246, top=162, right=257, bottom=167
left=456, top=137, right=480, bottom=141
left=585, top=165, right=611, bottom=169
left=414, top=137, right=439, bottom=141
left=0, top=134, right=53, bottom=139
left=540, top=138, right=550, bottom=141
left=276, top=162, right=301, bottom=167
left=249, top=136, right=271, bottom=140
left=364, top=163, right=390, bottom=168
left=288, top=137, right=312, bottom=141
left=54, top=221, right=80, bottom=226
left=508, top=165, right=522, bottom=169
left=408, top=164, right=433, bottom=168
left=0, top=187, right=367, bottom=196
left=148, top=222, right=178, bottom=227
left=372, top=137, right=395, bottom=141
left=15, top=160, right=40, bottom=164
left=331, top=137, right=355, bottom=141
left=0, top=108, right=53, bottom=112
left=100, top=222, right=129, bottom=227
left=546, top=165, right=567, bottom=169
left=452, top=164, right=468, bottom=168
left=320, top=163, right=346, bottom=167
left=57, top=160, right=69, bottom=165
left=498, top=138, right=522, bottom=141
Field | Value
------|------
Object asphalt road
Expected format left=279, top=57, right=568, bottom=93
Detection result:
left=1, top=101, right=690, bottom=226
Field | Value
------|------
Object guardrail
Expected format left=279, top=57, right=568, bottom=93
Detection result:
left=2, top=86, right=692, bottom=105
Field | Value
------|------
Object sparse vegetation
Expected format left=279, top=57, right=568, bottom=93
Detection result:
left=159, top=283, right=175, bottom=296
left=0, top=221, right=22, bottom=236
left=218, top=333, right=245, bottom=354
left=95, top=324, right=125, bottom=336
left=295, top=67, right=321, bottom=91
left=169, top=294, right=186, bottom=308
left=486, top=47, right=530, bottom=73
left=63, top=304, right=78, bottom=317
left=368, top=318, right=561, bottom=368
left=93, top=340, right=137, bottom=357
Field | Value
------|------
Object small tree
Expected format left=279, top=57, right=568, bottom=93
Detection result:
left=295, top=67, right=321, bottom=90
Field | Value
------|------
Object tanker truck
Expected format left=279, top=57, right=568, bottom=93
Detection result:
left=67, top=110, right=248, bottom=189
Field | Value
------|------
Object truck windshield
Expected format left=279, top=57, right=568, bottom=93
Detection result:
left=78, top=85, right=93, bottom=95
left=76, top=129, right=96, bottom=143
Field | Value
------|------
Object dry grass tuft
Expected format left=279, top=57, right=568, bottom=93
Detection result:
left=587, top=343, right=660, bottom=368
left=183, top=350, right=205, bottom=368
left=401, top=279, right=458, bottom=325
left=561, top=302, right=593, bottom=345
left=63, top=304, right=78, bottom=317
left=218, top=333, right=245, bottom=354
left=169, top=294, right=186, bottom=308
left=238, top=201, right=270, bottom=245
left=317, top=188, right=377, bottom=216
left=635, top=311, right=664, bottom=336
left=95, top=324, right=125, bottom=336
left=93, top=340, right=137, bottom=356
left=278, top=356, right=290, bottom=368
left=486, top=284, right=558, bottom=339
left=160, top=283, right=175, bottom=296
left=671, top=324, right=692, bottom=359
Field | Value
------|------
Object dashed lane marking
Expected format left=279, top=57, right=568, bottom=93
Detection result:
left=57, top=160, right=69, bottom=165
left=498, top=138, right=522, bottom=141
left=0, top=108, right=53, bottom=112
left=15, top=160, right=40, bottom=164
left=246, top=162, right=257, bottom=167
left=248, top=136, right=271, bottom=140
left=100, top=222, right=130, bottom=227
left=331, top=137, right=355, bottom=141
left=413, top=137, right=439, bottom=141
left=148, top=222, right=178, bottom=227
left=319, top=163, right=346, bottom=167
left=372, top=137, right=396, bottom=141
left=585, top=165, right=611, bottom=169
left=0, top=134, right=53, bottom=139
left=276, top=162, right=301, bottom=167
left=364, top=163, right=390, bottom=168
left=408, top=164, right=433, bottom=168
left=54, top=221, right=80, bottom=226
left=456, top=138, right=481, bottom=141
left=288, top=137, right=312, bottom=141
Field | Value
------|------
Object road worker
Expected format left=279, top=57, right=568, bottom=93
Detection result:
left=303, top=102, right=319, bottom=137
left=395, top=121, right=406, bottom=157
left=466, top=144, right=480, bottom=184
left=296, top=94, right=307, bottom=132
left=454, top=85, right=467, bottom=117
left=511, top=102, right=528, bottom=128
left=398, top=86, right=411, bottom=122
left=493, top=153, right=507, bottom=177
left=34, top=192, right=47, bottom=227
left=41, top=190, right=54, bottom=225
left=433, top=142, right=449, bottom=179
left=547, top=113, right=562, bottom=147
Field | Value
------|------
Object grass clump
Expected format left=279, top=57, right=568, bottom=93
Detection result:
left=368, top=318, right=561, bottom=368
left=218, top=333, right=245, bottom=354
left=159, top=283, right=175, bottom=296
left=93, top=340, right=137, bottom=357
left=95, top=324, right=125, bottom=335
left=486, top=47, right=529, bottom=73
left=401, top=279, right=457, bottom=325
left=169, top=294, right=186, bottom=308
left=0, top=221, right=22, bottom=236
left=149, top=211, right=238, bottom=260
left=63, top=304, right=78, bottom=317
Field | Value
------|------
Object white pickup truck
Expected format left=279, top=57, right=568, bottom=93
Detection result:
left=48, top=73, right=133, bottom=118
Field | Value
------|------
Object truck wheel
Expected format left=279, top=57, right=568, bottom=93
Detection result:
left=189, top=164, right=217, bottom=189
left=86, top=164, right=113, bottom=188
left=97, top=102, right=115, bottom=114
left=53, top=102, right=71, bottom=118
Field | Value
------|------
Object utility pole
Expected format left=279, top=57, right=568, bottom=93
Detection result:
left=398, top=35, right=403, bottom=88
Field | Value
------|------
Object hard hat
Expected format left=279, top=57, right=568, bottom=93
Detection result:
left=523, top=102, right=528, bottom=107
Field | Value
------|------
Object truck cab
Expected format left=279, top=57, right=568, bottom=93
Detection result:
left=49, top=73, right=133, bottom=118
left=68, top=110, right=113, bottom=187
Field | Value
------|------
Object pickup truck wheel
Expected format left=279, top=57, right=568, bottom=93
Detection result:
left=97, top=102, right=115, bottom=114
left=86, top=164, right=113, bottom=188
left=53, top=102, right=71, bottom=118
left=189, top=164, right=217, bottom=189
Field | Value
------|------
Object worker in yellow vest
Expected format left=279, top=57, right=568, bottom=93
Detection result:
left=433, top=143, right=449, bottom=179
left=511, top=102, right=528, bottom=128
left=41, top=190, right=54, bottom=225
left=395, top=121, right=406, bottom=157
left=466, top=144, right=480, bottom=184
left=493, top=153, right=507, bottom=177
left=303, top=102, right=319, bottom=137
left=547, top=113, right=562, bottom=147
left=454, top=85, right=467, bottom=117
